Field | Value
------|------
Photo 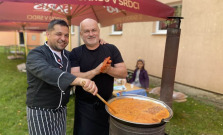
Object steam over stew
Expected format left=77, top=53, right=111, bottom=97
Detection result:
left=109, top=98, right=169, bottom=124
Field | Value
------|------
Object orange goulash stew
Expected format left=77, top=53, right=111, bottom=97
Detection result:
left=108, top=98, right=169, bottom=124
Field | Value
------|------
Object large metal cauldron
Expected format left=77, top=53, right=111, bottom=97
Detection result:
left=105, top=95, right=173, bottom=135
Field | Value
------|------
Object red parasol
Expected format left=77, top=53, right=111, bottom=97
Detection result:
left=0, top=21, right=48, bottom=31
left=0, top=0, right=174, bottom=27
left=0, top=0, right=174, bottom=51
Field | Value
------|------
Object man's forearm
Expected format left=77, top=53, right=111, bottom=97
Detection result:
left=70, top=77, right=82, bottom=86
left=107, top=66, right=127, bottom=78
left=72, top=69, right=98, bottom=79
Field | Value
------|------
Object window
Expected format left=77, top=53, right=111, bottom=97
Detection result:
left=19, top=32, right=24, bottom=45
left=154, top=5, right=182, bottom=35
left=32, top=35, right=36, bottom=41
left=111, top=23, right=123, bottom=35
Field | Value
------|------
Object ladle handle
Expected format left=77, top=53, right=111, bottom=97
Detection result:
left=81, top=81, right=117, bottom=113
left=95, top=93, right=116, bottom=113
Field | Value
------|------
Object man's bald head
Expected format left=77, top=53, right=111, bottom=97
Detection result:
left=80, top=18, right=99, bottom=31
left=79, top=18, right=100, bottom=49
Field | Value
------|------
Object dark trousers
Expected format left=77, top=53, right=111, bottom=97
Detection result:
left=27, top=106, right=67, bottom=135
left=73, top=99, right=109, bottom=135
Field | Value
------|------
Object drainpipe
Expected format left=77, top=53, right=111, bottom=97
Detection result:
left=160, top=17, right=184, bottom=108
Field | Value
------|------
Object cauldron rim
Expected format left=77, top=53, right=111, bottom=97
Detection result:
left=105, top=94, right=173, bottom=126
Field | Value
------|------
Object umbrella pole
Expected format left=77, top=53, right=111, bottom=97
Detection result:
left=14, top=30, right=17, bottom=57
left=67, top=14, right=72, bottom=51
left=21, top=24, right=28, bottom=56
left=69, top=25, right=71, bottom=51
left=23, top=30, right=28, bottom=56
left=17, top=31, right=21, bottom=52
left=78, top=26, right=81, bottom=46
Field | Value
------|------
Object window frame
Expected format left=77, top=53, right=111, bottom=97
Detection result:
left=154, top=21, right=167, bottom=35
left=71, top=25, right=75, bottom=35
left=110, top=24, right=123, bottom=35
left=153, top=4, right=182, bottom=35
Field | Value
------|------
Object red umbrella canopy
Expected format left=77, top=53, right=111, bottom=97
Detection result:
left=0, top=0, right=174, bottom=27
left=0, top=21, right=48, bottom=31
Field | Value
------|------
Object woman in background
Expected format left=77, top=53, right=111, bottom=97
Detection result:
left=129, top=59, right=149, bottom=89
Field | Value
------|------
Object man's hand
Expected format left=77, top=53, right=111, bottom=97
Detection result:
left=99, top=38, right=107, bottom=45
left=80, top=79, right=98, bottom=95
left=100, top=63, right=111, bottom=73
left=100, top=56, right=112, bottom=73
left=71, top=78, right=98, bottom=95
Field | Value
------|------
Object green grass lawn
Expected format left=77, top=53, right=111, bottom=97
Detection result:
left=166, top=97, right=223, bottom=135
left=0, top=46, right=223, bottom=135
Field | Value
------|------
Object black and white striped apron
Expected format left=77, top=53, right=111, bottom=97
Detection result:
left=26, top=106, right=67, bottom=135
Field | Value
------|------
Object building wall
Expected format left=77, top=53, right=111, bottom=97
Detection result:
left=99, top=0, right=223, bottom=94
left=0, top=31, right=41, bottom=46
left=70, top=27, right=80, bottom=49
left=100, top=22, right=165, bottom=78
left=26, top=32, right=41, bottom=45
left=0, top=31, right=17, bottom=46
left=176, top=0, right=223, bottom=94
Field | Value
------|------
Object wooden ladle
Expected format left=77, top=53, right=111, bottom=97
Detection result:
left=82, top=81, right=117, bottom=113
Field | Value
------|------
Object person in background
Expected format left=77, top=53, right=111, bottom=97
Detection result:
left=128, top=59, right=149, bottom=89
left=26, top=19, right=98, bottom=135
left=70, top=18, right=127, bottom=135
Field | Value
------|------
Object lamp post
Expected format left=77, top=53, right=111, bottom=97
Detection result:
left=160, top=17, right=184, bottom=108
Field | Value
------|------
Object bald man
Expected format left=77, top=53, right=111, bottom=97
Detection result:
left=69, top=18, right=127, bottom=135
